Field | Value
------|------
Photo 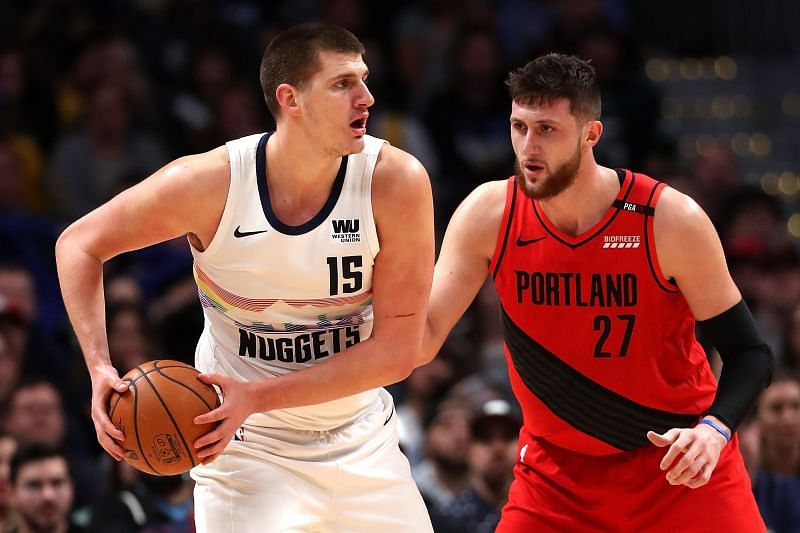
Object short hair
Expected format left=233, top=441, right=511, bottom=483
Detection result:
left=506, top=53, right=601, bottom=121
left=259, top=22, right=365, bottom=119
left=9, top=442, right=68, bottom=485
left=9, top=375, right=63, bottom=404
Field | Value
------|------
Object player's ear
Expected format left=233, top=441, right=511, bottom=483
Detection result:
left=584, top=120, right=603, bottom=146
left=275, top=83, right=301, bottom=117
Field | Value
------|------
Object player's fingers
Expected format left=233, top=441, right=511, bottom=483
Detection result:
left=100, top=434, right=125, bottom=460
left=113, top=379, right=129, bottom=393
left=194, top=423, right=228, bottom=450
left=197, top=439, right=226, bottom=460
left=194, top=406, right=225, bottom=426
left=104, top=420, right=125, bottom=441
left=684, top=464, right=713, bottom=489
left=670, top=456, right=704, bottom=485
left=197, top=373, right=223, bottom=386
left=201, top=451, right=222, bottom=465
left=665, top=440, right=703, bottom=480
left=94, top=407, right=125, bottom=441
left=659, top=432, right=693, bottom=470
left=647, top=428, right=680, bottom=447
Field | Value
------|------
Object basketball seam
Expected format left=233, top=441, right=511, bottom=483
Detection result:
left=125, top=364, right=196, bottom=385
left=129, top=375, right=161, bottom=475
left=138, top=363, right=198, bottom=469
left=152, top=368, right=219, bottom=411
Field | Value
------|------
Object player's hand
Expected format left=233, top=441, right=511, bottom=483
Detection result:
left=193, top=373, right=256, bottom=464
left=647, top=420, right=728, bottom=489
left=90, top=364, right=129, bottom=461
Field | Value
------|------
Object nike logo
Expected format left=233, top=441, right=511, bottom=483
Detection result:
left=234, top=226, right=268, bottom=238
left=383, top=408, right=394, bottom=426
left=516, top=236, right=546, bottom=247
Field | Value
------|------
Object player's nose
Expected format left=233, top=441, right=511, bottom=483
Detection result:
left=355, top=81, right=374, bottom=108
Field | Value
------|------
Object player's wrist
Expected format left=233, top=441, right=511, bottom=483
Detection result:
left=247, top=379, right=275, bottom=413
left=698, top=416, right=731, bottom=445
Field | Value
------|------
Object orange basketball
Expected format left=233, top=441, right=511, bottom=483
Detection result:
left=107, top=360, right=220, bottom=476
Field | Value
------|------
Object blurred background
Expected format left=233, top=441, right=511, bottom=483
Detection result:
left=0, top=0, right=798, bottom=532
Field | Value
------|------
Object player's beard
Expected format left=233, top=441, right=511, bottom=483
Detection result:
left=515, top=141, right=582, bottom=200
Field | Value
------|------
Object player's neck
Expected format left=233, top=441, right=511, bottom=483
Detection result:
left=537, top=161, right=619, bottom=237
left=266, top=127, right=343, bottom=198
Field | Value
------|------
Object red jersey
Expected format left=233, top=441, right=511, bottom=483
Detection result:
left=489, top=170, right=718, bottom=456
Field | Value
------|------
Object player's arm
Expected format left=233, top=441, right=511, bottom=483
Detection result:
left=417, top=180, right=507, bottom=366
left=646, top=186, right=773, bottom=488
left=55, top=147, right=229, bottom=459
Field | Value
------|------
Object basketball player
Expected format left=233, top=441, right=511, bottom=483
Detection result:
left=55, top=23, right=434, bottom=532
left=419, top=54, right=773, bottom=531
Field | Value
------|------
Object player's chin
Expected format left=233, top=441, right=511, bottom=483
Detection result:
left=339, top=135, right=365, bottom=155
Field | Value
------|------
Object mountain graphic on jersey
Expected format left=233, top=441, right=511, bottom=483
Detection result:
left=194, top=265, right=373, bottom=313
left=233, top=312, right=368, bottom=334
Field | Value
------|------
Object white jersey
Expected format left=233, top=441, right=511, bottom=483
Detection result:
left=191, top=132, right=384, bottom=431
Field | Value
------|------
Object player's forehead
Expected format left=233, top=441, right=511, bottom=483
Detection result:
left=313, top=50, right=368, bottom=81
left=510, top=97, right=573, bottom=123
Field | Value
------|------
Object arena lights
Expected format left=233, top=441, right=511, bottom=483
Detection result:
left=760, top=172, right=800, bottom=197
left=645, top=56, right=738, bottom=82
left=788, top=214, right=800, bottom=237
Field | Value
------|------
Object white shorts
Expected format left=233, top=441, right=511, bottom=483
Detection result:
left=191, top=389, right=433, bottom=533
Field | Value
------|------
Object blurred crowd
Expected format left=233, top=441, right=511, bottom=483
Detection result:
left=0, top=1, right=798, bottom=532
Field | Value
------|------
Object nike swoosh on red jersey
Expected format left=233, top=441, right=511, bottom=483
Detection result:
left=516, top=236, right=547, bottom=247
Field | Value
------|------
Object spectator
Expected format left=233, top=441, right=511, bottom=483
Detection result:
left=0, top=264, right=71, bottom=383
left=412, top=400, right=471, bottom=508
left=432, top=398, right=521, bottom=533
left=0, top=430, right=18, bottom=532
left=424, top=27, right=513, bottom=220
left=0, top=299, right=25, bottom=417
left=395, top=354, right=457, bottom=466
left=3, top=378, right=104, bottom=509
left=8, top=443, right=86, bottom=533
left=752, top=373, right=800, bottom=533
left=106, top=302, right=152, bottom=374
left=87, top=472, right=194, bottom=533
left=47, top=83, right=167, bottom=222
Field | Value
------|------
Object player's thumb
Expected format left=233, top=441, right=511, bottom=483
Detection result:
left=197, top=373, right=218, bottom=385
left=113, top=380, right=129, bottom=392
left=647, top=428, right=678, bottom=447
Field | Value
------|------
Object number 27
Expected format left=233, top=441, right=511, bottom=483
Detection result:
left=593, top=314, right=635, bottom=357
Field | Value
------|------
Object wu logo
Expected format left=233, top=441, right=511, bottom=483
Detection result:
left=331, top=219, right=361, bottom=243
left=332, top=219, right=360, bottom=234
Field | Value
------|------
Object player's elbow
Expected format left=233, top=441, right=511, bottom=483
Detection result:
left=390, top=349, right=417, bottom=383
left=381, top=338, right=419, bottom=383
left=414, top=319, right=442, bottom=368
left=55, top=224, right=77, bottom=265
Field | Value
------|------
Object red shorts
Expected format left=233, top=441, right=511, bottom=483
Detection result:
left=497, top=429, right=765, bottom=533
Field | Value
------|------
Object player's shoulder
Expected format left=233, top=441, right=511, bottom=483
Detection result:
left=163, top=146, right=229, bottom=184
left=465, top=178, right=509, bottom=206
left=371, top=143, right=432, bottom=208
left=446, top=179, right=509, bottom=254
left=373, top=142, right=429, bottom=185
left=456, top=179, right=509, bottom=224
left=653, top=182, right=719, bottom=269
left=654, top=183, right=709, bottom=231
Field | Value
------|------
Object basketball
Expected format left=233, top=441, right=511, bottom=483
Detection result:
left=107, top=359, right=220, bottom=476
